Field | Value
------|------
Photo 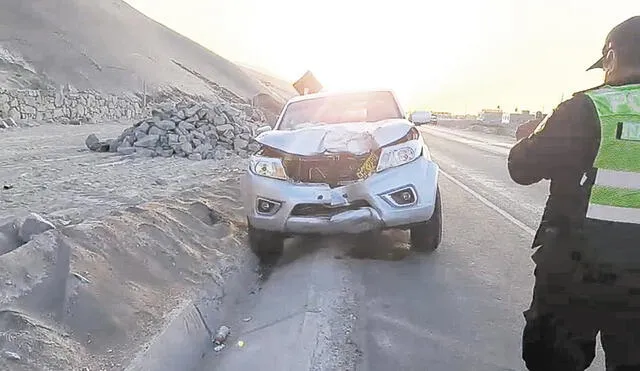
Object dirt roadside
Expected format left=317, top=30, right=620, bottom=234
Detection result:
left=0, top=123, right=255, bottom=370
left=0, top=122, right=248, bottom=225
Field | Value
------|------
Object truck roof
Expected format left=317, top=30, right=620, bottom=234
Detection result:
left=286, top=89, right=397, bottom=104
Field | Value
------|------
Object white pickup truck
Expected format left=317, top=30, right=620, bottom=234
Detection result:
left=242, top=89, right=443, bottom=257
left=409, top=110, right=437, bottom=126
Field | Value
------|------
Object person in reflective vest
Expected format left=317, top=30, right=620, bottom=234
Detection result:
left=508, top=16, right=640, bottom=371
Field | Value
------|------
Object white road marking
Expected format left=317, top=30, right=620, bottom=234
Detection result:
left=440, top=170, right=536, bottom=237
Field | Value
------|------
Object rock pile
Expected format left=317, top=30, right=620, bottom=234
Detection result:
left=0, top=117, right=19, bottom=129
left=87, top=101, right=271, bottom=160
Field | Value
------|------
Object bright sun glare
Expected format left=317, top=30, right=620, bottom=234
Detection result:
left=124, top=0, right=637, bottom=113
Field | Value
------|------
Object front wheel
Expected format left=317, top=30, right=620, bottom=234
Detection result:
left=248, top=223, right=284, bottom=259
left=410, top=188, right=442, bottom=252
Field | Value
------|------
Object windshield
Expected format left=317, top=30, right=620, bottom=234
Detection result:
left=277, top=91, right=403, bottom=131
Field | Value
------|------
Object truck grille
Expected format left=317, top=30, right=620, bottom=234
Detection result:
left=283, top=153, right=377, bottom=187
left=291, top=200, right=371, bottom=217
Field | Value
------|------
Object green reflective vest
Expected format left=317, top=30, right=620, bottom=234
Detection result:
left=584, top=84, right=640, bottom=224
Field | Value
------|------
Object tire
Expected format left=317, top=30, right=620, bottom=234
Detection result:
left=410, top=188, right=442, bottom=252
left=247, top=222, right=284, bottom=258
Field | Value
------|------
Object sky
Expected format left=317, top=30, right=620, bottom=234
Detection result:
left=123, top=0, right=638, bottom=114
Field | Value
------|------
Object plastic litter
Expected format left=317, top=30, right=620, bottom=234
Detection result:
left=213, top=344, right=226, bottom=352
left=213, top=325, right=231, bottom=345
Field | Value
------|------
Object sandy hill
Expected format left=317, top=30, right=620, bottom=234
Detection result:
left=238, top=64, right=297, bottom=102
left=0, top=0, right=267, bottom=100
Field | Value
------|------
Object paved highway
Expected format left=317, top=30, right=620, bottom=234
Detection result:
left=199, top=126, right=606, bottom=371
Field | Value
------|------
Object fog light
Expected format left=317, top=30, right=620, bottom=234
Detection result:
left=391, top=190, right=415, bottom=205
left=382, top=186, right=417, bottom=207
left=256, top=198, right=281, bottom=215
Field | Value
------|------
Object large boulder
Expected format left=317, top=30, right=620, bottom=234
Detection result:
left=18, top=213, right=55, bottom=243
left=85, top=134, right=101, bottom=151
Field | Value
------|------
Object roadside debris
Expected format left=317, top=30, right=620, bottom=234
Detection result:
left=237, top=340, right=245, bottom=348
left=213, top=344, right=226, bottom=352
left=3, top=350, right=22, bottom=361
left=72, top=272, right=92, bottom=284
left=213, top=325, right=231, bottom=345
left=212, top=325, right=231, bottom=352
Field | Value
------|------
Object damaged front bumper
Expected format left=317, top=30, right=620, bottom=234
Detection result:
left=241, top=157, right=439, bottom=235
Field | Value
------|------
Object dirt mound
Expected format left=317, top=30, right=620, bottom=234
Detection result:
left=0, top=181, right=252, bottom=371
left=0, top=309, right=89, bottom=371
left=0, top=0, right=262, bottom=99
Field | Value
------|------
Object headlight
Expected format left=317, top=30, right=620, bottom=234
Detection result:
left=250, top=156, right=288, bottom=180
left=376, top=139, right=423, bottom=172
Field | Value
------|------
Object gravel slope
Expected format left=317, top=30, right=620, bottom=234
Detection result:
left=0, top=0, right=262, bottom=98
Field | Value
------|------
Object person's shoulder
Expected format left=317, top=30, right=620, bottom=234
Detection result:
left=572, top=84, right=606, bottom=97
left=551, top=85, right=602, bottom=116
left=530, top=87, right=599, bottom=136
left=541, top=86, right=600, bottom=135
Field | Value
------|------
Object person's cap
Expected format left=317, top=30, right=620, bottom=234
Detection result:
left=587, top=16, right=640, bottom=71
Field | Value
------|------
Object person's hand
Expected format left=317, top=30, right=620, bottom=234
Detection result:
left=515, top=119, right=541, bottom=141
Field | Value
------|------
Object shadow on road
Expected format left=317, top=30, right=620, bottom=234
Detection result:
left=256, top=230, right=417, bottom=283
left=342, top=230, right=412, bottom=261
left=256, top=236, right=323, bottom=282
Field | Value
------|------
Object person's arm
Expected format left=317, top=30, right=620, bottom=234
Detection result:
left=508, top=94, right=599, bottom=185
left=515, top=118, right=542, bottom=141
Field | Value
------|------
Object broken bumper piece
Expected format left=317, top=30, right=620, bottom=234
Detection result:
left=286, top=207, right=383, bottom=234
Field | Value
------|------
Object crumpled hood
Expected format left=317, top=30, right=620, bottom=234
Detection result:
left=254, top=119, right=414, bottom=156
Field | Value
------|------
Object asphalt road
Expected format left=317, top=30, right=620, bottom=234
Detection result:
left=199, top=126, right=606, bottom=371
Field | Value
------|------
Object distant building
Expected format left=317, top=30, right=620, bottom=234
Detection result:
left=453, top=114, right=477, bottom=120
left=432, top=111, right=453, bottom=119
left=502, top=110, right=535, bottom=126
left=478, top=109, right=503, bottom=126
